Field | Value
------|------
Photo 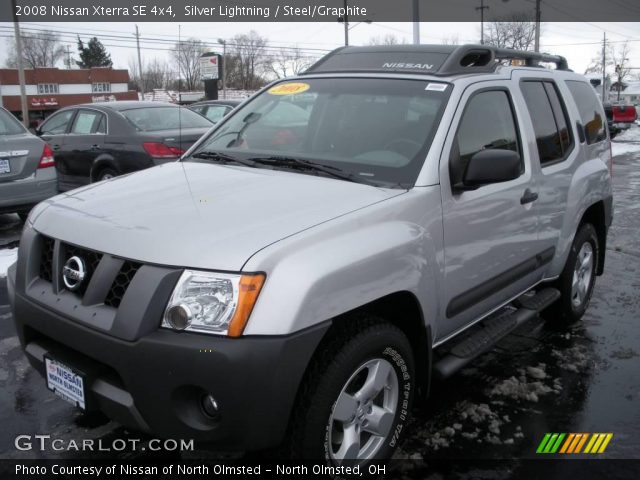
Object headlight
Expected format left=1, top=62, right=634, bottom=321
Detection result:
left=162, top=270, right=265, bottom=337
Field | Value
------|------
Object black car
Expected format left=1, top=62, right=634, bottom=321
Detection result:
left=188, top=100, right=241, bottom=124
left=36, top=101, right=213, bottom=191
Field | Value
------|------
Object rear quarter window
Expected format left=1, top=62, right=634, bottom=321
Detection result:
left=565, top=80, right=607, bottom=145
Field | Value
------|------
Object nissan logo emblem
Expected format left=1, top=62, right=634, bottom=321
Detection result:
left=62, top=256, right=87, bottom=291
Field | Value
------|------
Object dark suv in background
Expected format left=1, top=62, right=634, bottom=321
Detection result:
left=37, top=101, right=213, bottom=191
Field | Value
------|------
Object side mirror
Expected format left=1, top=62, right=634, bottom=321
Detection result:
left=34, top=127, right=43, bottom=137
left=455, top=149, right=521, bottom=191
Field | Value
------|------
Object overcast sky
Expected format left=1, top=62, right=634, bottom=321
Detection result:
left=0, top=21, right=638, bottom=79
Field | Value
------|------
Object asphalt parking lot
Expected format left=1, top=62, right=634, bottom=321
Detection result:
left=0, top=129, right=639, bottom=478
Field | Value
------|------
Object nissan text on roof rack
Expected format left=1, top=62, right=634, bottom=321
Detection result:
left=7, top=44, right=613, bottom=465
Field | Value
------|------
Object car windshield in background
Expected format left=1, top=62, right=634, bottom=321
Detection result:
left=186, top=78, right=450, bottom=188
left=121, top=106, right=213, bottom=132
left=0, top=109, right=26, bottom=135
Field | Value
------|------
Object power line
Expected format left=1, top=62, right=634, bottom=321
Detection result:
left=0, top=25, right=334, bottom=55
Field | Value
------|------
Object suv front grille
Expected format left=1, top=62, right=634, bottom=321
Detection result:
left=40, top=237, right=55, bottom=282
left=37, top=235, right=142, bottom=309
left=104, top=261, right=142, bottom=308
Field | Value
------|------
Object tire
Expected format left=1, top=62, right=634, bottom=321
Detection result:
left=286, top=316, right=415, bottom=465
left=548, top=223, right=599, bottom=323
left=94, top=167, right=118, bottom=182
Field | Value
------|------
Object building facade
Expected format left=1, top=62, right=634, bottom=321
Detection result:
left=0, top=67, right=139, bottom=126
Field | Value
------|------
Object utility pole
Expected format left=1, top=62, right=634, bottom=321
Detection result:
left=412, top=0, right=420, bottom=45
left=11, top=0, right=29, bottom=127
left=135, top=25, right=144, bottom=96
left=476, top=0, right=489, bottom=45
left=602, top=32, right=607, bottom=102
left=534, top=0, right=541, bottom=53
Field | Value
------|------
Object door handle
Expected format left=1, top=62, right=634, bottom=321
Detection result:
left=90, top=144, right=100, bottom=150
left=51, top=144, right=61, bottom=151
left=520, top=188, right=539, bottom=205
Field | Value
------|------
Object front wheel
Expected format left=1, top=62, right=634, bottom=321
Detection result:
left=286, top=317, right=415, bottom=465
left=549, top=223, right=599, bottom=323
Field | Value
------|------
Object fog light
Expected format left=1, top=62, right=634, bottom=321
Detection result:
left=201, top=394, right=220, bottom=419
left=166, top=304, right=192, bottom=330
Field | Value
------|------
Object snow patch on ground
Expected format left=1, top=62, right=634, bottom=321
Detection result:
left=612, top=126, right=640, bottom=157
left=551, top=344, right=590, bottom=372
left=0, top=248, right=18, bottom=278
left=487, top=364, right=557, bottom=402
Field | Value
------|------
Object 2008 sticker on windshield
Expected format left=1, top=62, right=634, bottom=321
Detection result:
left=268, top=82, right=310, bottom=95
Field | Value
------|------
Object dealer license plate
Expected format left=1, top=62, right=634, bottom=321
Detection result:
left=44, top=356, right=86, bottom=410
left=0, top=159, right=10, bottom=174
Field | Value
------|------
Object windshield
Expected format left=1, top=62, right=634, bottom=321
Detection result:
left=186, top=78, right=450, bottom=188
left=121, top=106, right=213, bottom=132
left=0, top=109, right=26, bottom=135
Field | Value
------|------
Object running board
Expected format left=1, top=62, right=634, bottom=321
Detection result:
left=433, top=288, right=560, bottom=380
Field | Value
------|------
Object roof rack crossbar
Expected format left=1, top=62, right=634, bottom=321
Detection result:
left=491, top=47, right=569, bottom=70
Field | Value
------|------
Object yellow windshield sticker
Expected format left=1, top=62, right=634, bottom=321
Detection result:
left=268, top=82, right=310, bottom=95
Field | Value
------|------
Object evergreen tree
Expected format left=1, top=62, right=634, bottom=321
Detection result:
left=76, top=36, right=113, bottom=68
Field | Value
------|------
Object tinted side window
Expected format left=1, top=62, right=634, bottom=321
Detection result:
left=566, top=80, right=606, bottom=145
left=521, top=81, right=565, bottom=164
left=452, top=90, right=520, bottom=186
left=71, top=110, right=104, bottom=134
left=543, top=82, right=572, bottom=155
left=40, top=110, right=75, bottom=135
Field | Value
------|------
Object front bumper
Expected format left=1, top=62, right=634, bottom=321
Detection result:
left=8, top=246, right=328, bottom=451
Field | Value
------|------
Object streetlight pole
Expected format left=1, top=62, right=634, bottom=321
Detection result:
left=412, top=0, right=420, bottom=45
left=476, top=0, right=489, bottom=45
left=534, top=0, right=541, bottom=52
left=218, top=39, right=227, bottom=99
left=343, top=0, right=349, bottom=46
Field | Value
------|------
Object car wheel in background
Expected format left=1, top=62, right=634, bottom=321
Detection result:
left=94, top=167, right=119, bottom=182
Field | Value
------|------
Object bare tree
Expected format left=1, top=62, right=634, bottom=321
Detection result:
left=265, top=47, right=312, bottom=79
left=441, top=35, right=460, bottom=46
left=6, top=30, right=66, bottom=68
left=485, top=13, right=537, bottom=51
left=585, top=41, right=633, bottom=101
left=228, top=31, right=268, bottom=90
left=170, top=38, right=206, bottom=91
left=367, top=34, right=406, bottom=46
left=145, top=58, right=172, bottom=90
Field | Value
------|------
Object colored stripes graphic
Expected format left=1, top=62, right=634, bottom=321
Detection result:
left=537, top=433, right=613, bottom=454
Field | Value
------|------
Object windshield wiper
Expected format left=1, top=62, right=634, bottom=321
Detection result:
left=190, top=151, right=257, bottom=168
left=246, top=155, right=361, bottom=184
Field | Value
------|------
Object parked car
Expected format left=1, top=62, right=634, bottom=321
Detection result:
left=603, top=103, right=637, bottom=139
left=0, top=107, right=57, bottom=221
left=9, top=45, right=612, bottom=465
left=188, top=100, right=241, bottom=124
left=35, top=101, right=213, bottom=191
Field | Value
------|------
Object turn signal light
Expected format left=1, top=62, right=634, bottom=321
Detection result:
left=227, top=274, right=266, bottom=338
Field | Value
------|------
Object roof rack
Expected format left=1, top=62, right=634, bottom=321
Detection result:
left=303, top=44, right=570, bottom=77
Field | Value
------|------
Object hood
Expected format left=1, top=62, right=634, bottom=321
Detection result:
left=33, top=162, right=404, bottom=271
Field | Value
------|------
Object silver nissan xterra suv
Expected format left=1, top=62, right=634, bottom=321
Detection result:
left=8, top=45, right=613, bottom=464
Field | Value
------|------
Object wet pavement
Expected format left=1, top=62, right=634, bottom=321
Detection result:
left=0, top=137, right=639, bottom=478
